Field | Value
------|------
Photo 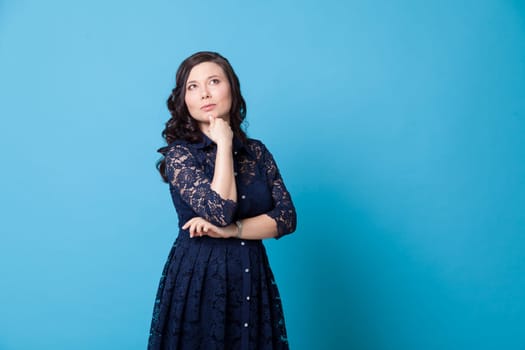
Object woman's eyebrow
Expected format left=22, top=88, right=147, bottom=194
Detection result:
left=186, top=75, right=221, bottom=85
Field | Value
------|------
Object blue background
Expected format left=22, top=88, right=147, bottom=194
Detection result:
left=1, top=0, right=524, bottom=349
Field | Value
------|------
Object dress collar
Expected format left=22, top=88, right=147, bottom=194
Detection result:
left=193, top=132, right=251, bottom=156
left=161, top=132, right=252, bottom=157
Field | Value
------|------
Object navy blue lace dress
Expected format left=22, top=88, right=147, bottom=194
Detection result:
left=148, top=134, right=297, bottom=350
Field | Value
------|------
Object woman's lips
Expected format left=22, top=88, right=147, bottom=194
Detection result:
left=201, top=104, right=216, bottom=112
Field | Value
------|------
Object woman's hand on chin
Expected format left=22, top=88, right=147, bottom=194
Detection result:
left=207, top=115, right=233, bottom=146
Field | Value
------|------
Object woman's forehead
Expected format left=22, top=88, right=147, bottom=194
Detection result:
left=187, top=62, right=225, bottom=81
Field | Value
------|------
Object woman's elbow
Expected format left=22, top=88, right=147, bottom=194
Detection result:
left=205, top=201, right=238, bottom=226
left=275, top=209, right=297, bottom=239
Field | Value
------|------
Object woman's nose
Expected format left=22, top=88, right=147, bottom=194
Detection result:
left=201, top=87, right=211, bottom=99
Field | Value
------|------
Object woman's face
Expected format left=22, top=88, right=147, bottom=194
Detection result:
left=184, top=61, right=232, bottom=129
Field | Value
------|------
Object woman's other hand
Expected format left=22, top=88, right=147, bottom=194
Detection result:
left=182, top=217, right=237, bottom=239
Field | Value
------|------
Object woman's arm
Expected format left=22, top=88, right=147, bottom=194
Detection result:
left=165, top=116, right=237, bottom=227
left=184, top=141, right=297, bottom=240
left=259, top=141, right=297, bottom=238
left=208, top=116, right=237, bottom=202
left=183, top=214, right=278, bottom=239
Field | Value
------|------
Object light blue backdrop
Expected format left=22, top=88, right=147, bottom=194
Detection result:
left=1, top=0, right=524, bottom=349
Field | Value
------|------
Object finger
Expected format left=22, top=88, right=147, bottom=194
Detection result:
left=182, top=217, right=197, bottom=230
left=190, top=222, right=199, bottom=237
left=197, top=222, right=205, bottom=233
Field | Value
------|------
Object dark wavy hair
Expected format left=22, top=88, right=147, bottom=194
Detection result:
left=156, top=51, right=248, bottom=182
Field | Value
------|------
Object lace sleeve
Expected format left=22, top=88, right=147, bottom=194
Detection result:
left=260, top=143, right=297, bottom=239
left=165, top=144, right=237, bottom=226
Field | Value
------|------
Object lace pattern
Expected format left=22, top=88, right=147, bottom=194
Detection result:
left=255, top=141, right=297, bottom=237
left=165, top=144, right=237, bottom=227
left=164, top=137, right=296, bottom=237
left=148, top=135, right=296, bottom=349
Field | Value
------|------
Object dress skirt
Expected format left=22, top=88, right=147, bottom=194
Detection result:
left=147, top=232, right=289, bottom=350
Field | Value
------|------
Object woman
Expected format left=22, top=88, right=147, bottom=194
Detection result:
left=148, top=51, right=297, bottom=350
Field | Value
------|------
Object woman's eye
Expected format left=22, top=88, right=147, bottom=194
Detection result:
left=210, top=79, right=220, bottom=85
left=187, top=84, right=197, bottom=91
